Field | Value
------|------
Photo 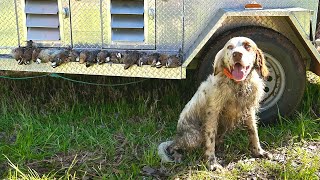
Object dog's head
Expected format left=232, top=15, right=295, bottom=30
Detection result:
left=213, top=37, right=269, bottom=81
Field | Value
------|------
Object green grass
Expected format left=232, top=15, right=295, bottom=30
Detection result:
left=0, top=71, right=319, bottom=179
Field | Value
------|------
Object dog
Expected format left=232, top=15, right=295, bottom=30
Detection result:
left=158, top=37, right=271, bottom=170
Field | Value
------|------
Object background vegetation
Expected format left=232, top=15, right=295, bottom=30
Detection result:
left=0, top=71, right=319, bottom=179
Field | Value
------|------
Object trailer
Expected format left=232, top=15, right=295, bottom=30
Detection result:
left=0, top=0, right=319, bottom=123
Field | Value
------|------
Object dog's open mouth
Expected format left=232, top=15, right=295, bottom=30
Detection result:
left=231, top=63, right=250, bottom=81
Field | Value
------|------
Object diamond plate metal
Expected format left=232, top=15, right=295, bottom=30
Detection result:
left=1, top=0, right=184, bottom=80
left=1, top=0, right=318, bottom=80
left=145, top=0, right=155, bottom=48
left=101, top=0, right=111, bottom=48
left=215, top=16, right=309, bottom=61
left=16, top=0, right=25, bottom=47
left=59, top=0, right=72, bottom=47
left=70, top=0, right=102, bottom=48
left=289, top=14, right=320, bottom=65
left=0, top=58, right=186, bottom=79
left=183, top=8, right=318, bottom=67
left=0, top=0, right=19, bottom=54
left=156, top=0, right=183, bottom=52
left=184, top=0, right=217, bottom=54
left=183, top=0, right=319, bottom=53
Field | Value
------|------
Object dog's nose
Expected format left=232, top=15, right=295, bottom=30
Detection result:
left=233, top=52, right=242, bottom=62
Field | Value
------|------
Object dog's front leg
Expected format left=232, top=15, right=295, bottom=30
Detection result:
left=204, top=109, right=222, bottom=171
left=245, top=110, right=272, bottom=159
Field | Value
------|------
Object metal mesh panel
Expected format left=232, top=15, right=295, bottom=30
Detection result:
left=0, top=0, right=19, bottom=54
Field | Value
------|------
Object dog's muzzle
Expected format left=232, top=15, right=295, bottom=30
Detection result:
left=229, top=52, right=251, bottom=81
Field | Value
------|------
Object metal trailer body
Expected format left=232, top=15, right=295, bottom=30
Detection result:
left=0, top=0, right=319, bottom=79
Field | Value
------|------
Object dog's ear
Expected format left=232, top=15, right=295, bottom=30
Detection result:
left=213, top=49, right=224, bottom=76
left=255, top=48, right=269, bottom=79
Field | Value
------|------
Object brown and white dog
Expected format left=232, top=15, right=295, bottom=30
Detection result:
left=158, top=37, right=271, bottom=170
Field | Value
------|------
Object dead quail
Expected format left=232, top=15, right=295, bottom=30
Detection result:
left=123, top=51, right=139, bottom=69
left=79, top=50, right=90, bottom=64
left=51, top=50, right=69, bottom=68
left=67, top=49, right=79, bottom=62
left=11, top=47, right=24, bottom=63
left=21, top=47, right=33, bottom=65
left=97, top=50, right=109, bottom=65
left=166, top=55, right=182, bottom=68
left=37, top=49, right=51, bottom=63
left=149, top=53, right=160, bottom=67
left=137, top=52, right=148, bottom=67
left=32, top=48, right=42, bottom=62
left=108, top=52, right=122, bottom=63
left=21, top=40, right=36, bottom=65
left=156, top=54, right=169, bottom=68
left=36, top=49, right=60, bottom=63
left=85, top=50, right=99, bottom=67
left=26, top=40, right=34, bottom=48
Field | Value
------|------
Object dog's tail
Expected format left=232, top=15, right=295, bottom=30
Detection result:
left=158, top=141, right=174, bottom=163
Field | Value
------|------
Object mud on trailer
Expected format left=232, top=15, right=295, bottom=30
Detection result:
left=0, top=0, right=320, bottom=124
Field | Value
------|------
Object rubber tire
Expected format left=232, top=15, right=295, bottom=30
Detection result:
left=197, top=26, right=306, bottom=124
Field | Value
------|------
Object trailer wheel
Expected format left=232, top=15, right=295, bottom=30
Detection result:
left=197, top=26, right=306, bottom=124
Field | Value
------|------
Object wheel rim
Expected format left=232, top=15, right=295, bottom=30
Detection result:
left=260, top=53, right=286, bottom=111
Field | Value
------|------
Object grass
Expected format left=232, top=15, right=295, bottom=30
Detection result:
left=0, top=71, right=319, bottom=179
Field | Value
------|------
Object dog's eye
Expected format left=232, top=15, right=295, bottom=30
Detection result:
left=244, top=44, right=251, bottom=50
left=227, top=45, right=234, bottom=50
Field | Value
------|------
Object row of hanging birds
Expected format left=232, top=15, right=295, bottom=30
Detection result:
left=11, top=40, right=182, bottom=69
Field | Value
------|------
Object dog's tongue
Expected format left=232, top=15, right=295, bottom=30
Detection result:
left=232, top=63, right=246, bottom=81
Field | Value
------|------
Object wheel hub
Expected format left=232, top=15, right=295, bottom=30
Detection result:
left=261, top=53, right=286, bottom=111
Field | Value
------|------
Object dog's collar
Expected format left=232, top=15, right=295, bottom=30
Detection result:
left=223, top=68, right=233, bottom=79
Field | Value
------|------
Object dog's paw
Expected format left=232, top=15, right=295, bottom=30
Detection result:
left=172, top=152, right=182, bottom=163
left=252, top=149, right=272, bottom=159
left=207, top=162, right=223, bottom=171
left=158, top=141, right=175, bottom=163
left=158, top=141, right=183, bottom=163
left=204, top=154, right=223, bottom=171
